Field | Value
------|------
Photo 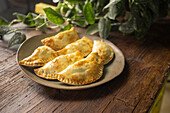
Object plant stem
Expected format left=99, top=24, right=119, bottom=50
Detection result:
left=15, top=27, right=36, bottom=31
left=8, top=19, right=21, bottom=26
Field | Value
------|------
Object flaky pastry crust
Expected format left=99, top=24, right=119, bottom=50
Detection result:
left=19, top=46, right=58, bottom=66
left=34, top=51, right=84, bottom=80
left=41, top=27, right=79, bottom=51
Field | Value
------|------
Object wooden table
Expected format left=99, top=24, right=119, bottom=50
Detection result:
left=0, top=18, right=170, bottom=113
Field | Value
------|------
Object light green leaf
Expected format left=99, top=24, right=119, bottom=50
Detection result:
left=83, top=2, right=95, bottom=24
left=60, top=24, right=73, bottom=31
left=86, top=23, right=99, bottom=35
left=44, top=7, right=65, bottom=25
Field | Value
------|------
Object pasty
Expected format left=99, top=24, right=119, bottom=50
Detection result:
left=34, top=51, right=84, bottom=80
left=19, top=46, right=58, bottom=66
left=41, top=27, right=79, bottom=51
left=19, top=37, right=93, bottom=66
left=56, top=36, right=93, bottom=57
left=92, top=40, right=114, bottom=64
left=55, top=52, right=104, bottom=85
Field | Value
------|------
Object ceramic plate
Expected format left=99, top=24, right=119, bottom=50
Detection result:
left=16, top=33, right=125, bottom=90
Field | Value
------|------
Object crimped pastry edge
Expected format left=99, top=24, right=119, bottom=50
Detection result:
left=56, top=65, right=104, bottom=85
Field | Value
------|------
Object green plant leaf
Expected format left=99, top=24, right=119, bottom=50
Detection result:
left=44, top=7, right=65, bottom=25
left=111, top=23, right=121, bottom=31
left=65, top=9, right=76, bottom=18
left=75, top=3, right=83, bottom=13
left=36, top=23, right=47, bottom=33
left=32, top=14, right=46, bottom=26
left=60, top=5, right=70, bottom=16
left=8, top=32, right=26, bottom=48
left=0, top=26, right=13, bottom=35
left=72, top=20, right=88, bottom=27
left=133, top=17, right=149, bottom=39
left=0, top=16, right=9, bottom=26
left=60, top=24, right=73, bottom=31
left=130, top=4, right=153, bottom=39
left=71, top=17, right=88, bottom=27
left=107, top=1, right=125, bottom=20
left=148, top=2, right=158, bottom=18
left=83, top=2, right=95, bottom=24
left=34, top=17, right=44, bottom=26
left=65, top=0, right=85, bottom=3
left=23, top=13, right=36, bottom=26
left=55, top=2, right=63, bottom=13
left=119, top=20, right=134, bottom=34
left=98, top=18, right=111, bottom=39
left=94, top=0, right=109, bottom=15
left=86, top=23, right=99, bottom=35
left=103, top=0, right=121, bottom=9
left=71, top=16, right=84, bottom=20
left=13, top=12, right=26, bottom=21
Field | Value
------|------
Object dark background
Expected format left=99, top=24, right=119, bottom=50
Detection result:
left=0, top=0, right=55, bottom=21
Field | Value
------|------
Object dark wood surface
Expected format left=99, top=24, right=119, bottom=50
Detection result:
left=0, top=18, right=170, bottom=113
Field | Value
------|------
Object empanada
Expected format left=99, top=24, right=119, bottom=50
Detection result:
left=55, top=52, right=104, bottom=85
left=34, top=51, right=84, bottom=80
left=56, top=36, right=93, bottom=57
left=92, top=40, right=114, bottom=64
left=41, top=27, right=79, bottom=50
left=19, top=37, right=93, bottom=66
left=19, top=46, right=58, bottom=66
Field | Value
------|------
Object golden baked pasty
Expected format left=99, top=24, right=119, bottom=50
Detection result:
left=34, top=51, right=84, bottom=80
left=19, top=37, right=92, bottom=66
left=92, top=40, right=114, bottom=64
left=19, top=46, right=58, bottom=66
left=55, top=52, right=104, bottom=85
left=41, top=27, right=79, bottom=51
left=56, top=36, right=93, bottom=57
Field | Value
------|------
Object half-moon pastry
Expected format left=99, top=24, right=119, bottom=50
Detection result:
left=19, top=46, right=58, bottom=66
left=55, top=52, right=104, bottom=85
left=19, top=37, right=93, bottom=66
left=34, top=51, right=84, bottom=80
left=56, top=36, right=93, bottom=57
left=41, top=27, right=79, bottom=51
left=92, top=40, right=114, bottom=64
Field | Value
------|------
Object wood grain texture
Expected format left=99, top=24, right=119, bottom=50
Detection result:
left=0, top=18, right=170, bottom=113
